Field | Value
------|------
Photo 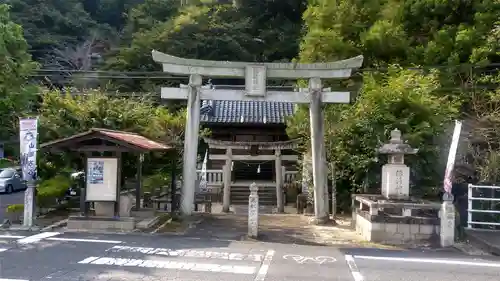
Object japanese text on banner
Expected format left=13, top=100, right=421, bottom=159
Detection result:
left=19, top=118, right=38, bottom=181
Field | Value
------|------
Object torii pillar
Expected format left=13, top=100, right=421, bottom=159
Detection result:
left=152, top=51, right=363, bottom=223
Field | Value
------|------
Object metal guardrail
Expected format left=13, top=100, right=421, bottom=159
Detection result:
left=467, top=184, right=500, bottom=229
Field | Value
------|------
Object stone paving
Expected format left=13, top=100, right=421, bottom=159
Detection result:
left=185, top=204, right=364, bottom=246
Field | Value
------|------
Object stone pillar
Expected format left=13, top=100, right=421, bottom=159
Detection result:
left=222, top=148, right=232, bottom=213
left=275, top=149, right=284, bottom=213
left=248, top=182, right=259, bottom=238
left=180, top=74, right=202, bottom=216
left=440, top=199, right=455, bottom=247
left=309, top=77, right=329, bottom=224
left=381, top=163, right=410, bottom=199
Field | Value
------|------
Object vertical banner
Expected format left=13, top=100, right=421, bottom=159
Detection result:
left=443, top=120, right=462, bottom=198
left=19, top=117, right=38, bottom=227
left=20, top=118, right=38, bottom=181
left=199, top=150, right=208, bottom=193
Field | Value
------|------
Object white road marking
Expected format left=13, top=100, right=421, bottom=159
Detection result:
left=17, top=232, right=60, bottom=244
left=78, top=256, right=100, bottom=264
left=254, top=250, right=275, bottom=281
left=0, top=279, right=30, bottom=281
left=283, top=254, right=337, bottom=264
left=47, top=237, right=122, bottom=244
left=345, top=255, right=364, bottom=281
left=77, top=256, right=256, bottom=274
left=0, top=235, right=26, bottom=239
left=0, top=248, right=8, bottom=253
left=107, top=245, right=264, bottom=261
left=354, top=255, right=500, bottom=268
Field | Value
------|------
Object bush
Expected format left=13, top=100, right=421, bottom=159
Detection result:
left=0, top=158, right=17, bottom=169
left=6, top=204, right=24, bottom=213
left=36, top=175, right=72, bottom=208
left=143, top=173, right=170, bottom=195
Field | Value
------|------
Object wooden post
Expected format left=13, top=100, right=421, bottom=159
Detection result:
left=135, top=153, right=143, bottom=210
left=275, top=149, right=284, bottom=213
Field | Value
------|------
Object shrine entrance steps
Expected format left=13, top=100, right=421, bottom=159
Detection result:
left=229, top=181, right=277, bottom=206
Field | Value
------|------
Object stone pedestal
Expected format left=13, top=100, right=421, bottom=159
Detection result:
left=440, top=200, right=455, bottom=247
left=94, top=202, right=115, bottom=217
left=248, top=183, right=259, bottom=238
left=381, top=164, right=410, bottom=199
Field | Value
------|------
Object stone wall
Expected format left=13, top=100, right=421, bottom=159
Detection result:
left=355, top=213, right=440, bottom=245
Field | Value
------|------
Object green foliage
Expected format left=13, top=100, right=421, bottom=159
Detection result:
left=122, top=0, right=180, bottom=37
left=294, top=0, right=499, bottom=207
left=5, top=0, right=105, bottom=59
left=36, top=175, right=72, bottom=208
left=6, top=204, right=23, bottom=213
left=104, top=0, right=306, bottom=91
left=143, top=173, right=170, bottom=195
left=288, top=67, right=459, bottom=207
left=0, top=4, right=38, bottom=150
left=300, top=0, right=500, bottom=66
left=0, top=158, right=17, bottom=169
left=37, top=90, right=185, bottom=181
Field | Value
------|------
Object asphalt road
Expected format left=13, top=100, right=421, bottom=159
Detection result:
left=0, top=190, right=25, bottom=221
left=0, top=230, right=499, bottom=281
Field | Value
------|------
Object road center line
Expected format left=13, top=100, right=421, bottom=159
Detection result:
left=17, top=232, right=60, bottom=244
left=354, top=255, right=500, bottom=268
left=254, top=249, right=275, bottom=281
left=345, top=255, right=364, bottom=281
left=47, top=237, right=122, bottom=244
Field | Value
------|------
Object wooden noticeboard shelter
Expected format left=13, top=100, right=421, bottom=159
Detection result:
left=40, top=128, right=172, bottom=217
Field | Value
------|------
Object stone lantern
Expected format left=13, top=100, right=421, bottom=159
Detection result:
left=378, top=129, right=418, bottom=200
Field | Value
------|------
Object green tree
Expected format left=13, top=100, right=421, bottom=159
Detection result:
left=293, top=0, right=500, bottom=207
left=5, top=0, right=105, bottom=60
left=287, top=67, right=459, bottom=209
left=38, top=90, right=185, bottom=180
left=104, top=0, right=307, bottom=91
left=0, top=4, right=38, bottom=154
left=300, top=0, right=500, bottom=67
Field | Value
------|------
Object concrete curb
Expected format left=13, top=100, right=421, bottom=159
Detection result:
left=150, top=218, right=173, bottom=234
left=54, top=217, right=204, bottom=237
left=136, top=216, right=161, bottom=230
left=40, top=219, right=68, bottom=232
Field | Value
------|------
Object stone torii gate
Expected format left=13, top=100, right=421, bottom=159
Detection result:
left=152, top=50, right=363, bottom=224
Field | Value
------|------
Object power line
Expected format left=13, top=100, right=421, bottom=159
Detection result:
left=30, top=74, right=185, bottom=80
left=31, top=62, right=500, bottom=76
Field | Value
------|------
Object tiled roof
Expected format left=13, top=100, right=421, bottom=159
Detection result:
left=40, top=128, right=172, bottom=151
left=200, top=100, right=295, bottom=124
left=98, top=129, right=171, bottom=151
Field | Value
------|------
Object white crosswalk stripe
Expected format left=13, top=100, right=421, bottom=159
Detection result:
left=78, top=245, right=276, bottom=278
